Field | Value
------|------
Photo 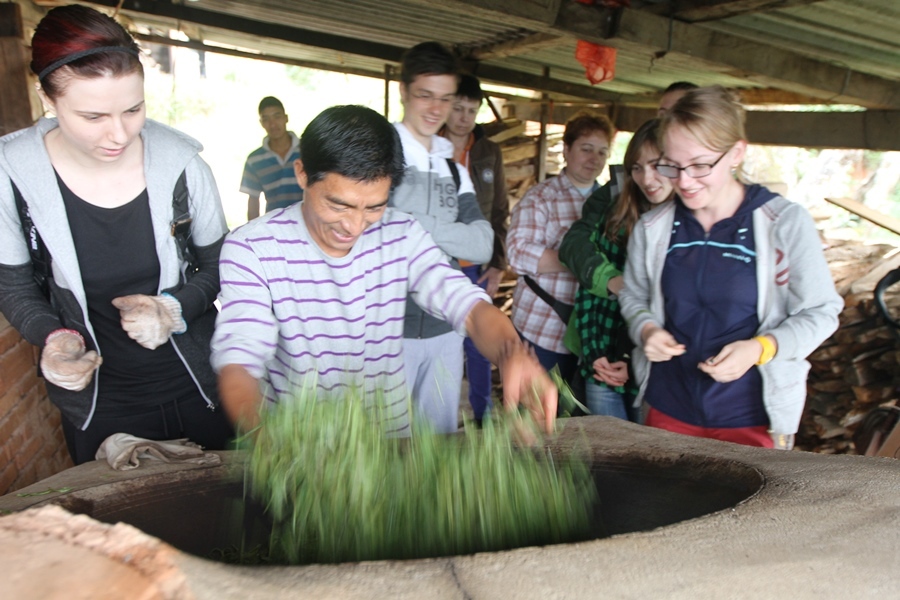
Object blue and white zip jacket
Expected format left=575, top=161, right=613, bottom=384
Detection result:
left=620, top=185, right=842, bottom=435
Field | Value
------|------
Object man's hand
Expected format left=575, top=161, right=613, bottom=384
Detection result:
left=641, top=324, right=686, bottom=362
left=112, top=294, right=187, bottom=350
left=697, top=339, right=760, bottom=383
left=592, top=356, right=628, bottom=387
left=498, top=340, right=557, bottom=434
left=218, top=364, right=264, bottom=431
left=477, top=266, right=505, bottom=298
left=41, top=329, right=102, bottom=391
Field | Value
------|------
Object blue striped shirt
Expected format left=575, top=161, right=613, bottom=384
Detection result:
left=239, top=132, right=304, bottom=213
left=211, top=206, right=490, bottom=434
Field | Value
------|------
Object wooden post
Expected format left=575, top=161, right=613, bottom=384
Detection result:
left=0, top=3, right=34, bottom=136
left=383, top=64, right=392, bottom=120
left=485, top=94, right=503, bottom=122
left=537, top=66, right=550, bottom=182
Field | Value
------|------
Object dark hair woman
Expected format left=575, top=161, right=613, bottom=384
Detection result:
left=0, top=5, right=233, bottom=464
left=560, top=119, right=675, bottom=420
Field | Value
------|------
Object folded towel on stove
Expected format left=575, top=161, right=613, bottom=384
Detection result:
left=95, top=433, right=222, bottom=471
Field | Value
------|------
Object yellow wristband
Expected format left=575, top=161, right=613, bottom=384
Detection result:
left=754, top=335, right=776, bottom=366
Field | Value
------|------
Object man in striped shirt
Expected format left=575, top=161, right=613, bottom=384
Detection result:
left=212, top=105, right=557, bottom=434
left=240, top=96, right=304, bottom=221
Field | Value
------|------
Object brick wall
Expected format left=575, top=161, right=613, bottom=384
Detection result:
left=0, top=313, right=72, bottom=496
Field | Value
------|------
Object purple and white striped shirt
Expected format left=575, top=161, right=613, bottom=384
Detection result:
left=211, top=205, right=489, bottom=434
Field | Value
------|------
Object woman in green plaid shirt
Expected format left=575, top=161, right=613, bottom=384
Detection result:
left=560, top=119, right=674, bottom=421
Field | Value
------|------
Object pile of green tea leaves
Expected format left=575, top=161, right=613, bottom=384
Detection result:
left=244, top=386, right=598, bottom=564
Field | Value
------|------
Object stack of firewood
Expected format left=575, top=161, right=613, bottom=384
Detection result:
left=798, top=237, right=900, bottom=453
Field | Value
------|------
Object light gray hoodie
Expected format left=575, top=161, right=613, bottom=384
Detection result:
left=619, top=194, right=842, bottom=435
left=0, top=117, right=227, bottom=429
left=390, top=122, right=493, bottom=339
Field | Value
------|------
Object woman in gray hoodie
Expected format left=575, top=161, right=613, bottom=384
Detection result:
left=619, top=87, right=841, bottom=449
left=0, top=5, right=233, bottom=463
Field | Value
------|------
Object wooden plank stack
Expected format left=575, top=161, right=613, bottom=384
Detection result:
left=798, top=236, right=900, bottom=454
left=484, top=118, right=563, bottom=209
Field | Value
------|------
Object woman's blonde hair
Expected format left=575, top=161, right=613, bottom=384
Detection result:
left=659, top=85, right=748, bottom=181
left=604, top=119, right=663, bottom=244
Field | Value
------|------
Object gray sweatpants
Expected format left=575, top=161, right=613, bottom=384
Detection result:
left=403, top=331, right=465, bottom=433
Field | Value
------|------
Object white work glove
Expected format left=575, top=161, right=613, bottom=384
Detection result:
left=770, top=432, right=795, bottom=451
left=111, top=293, right=187, bottom=350
left=40, top=329, right=102, bottom=391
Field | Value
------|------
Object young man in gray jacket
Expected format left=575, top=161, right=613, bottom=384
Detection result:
left=389, top=42, right=493, bottom=433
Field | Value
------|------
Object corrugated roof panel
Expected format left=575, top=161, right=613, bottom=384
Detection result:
left=187, top=0, right=524, bottom=48
left=704, top=0, right=900, bottom=81
left=113, top=0, right=898, bottom=107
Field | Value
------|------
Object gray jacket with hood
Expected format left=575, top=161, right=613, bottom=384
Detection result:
left=0, top=117, right=228, bottom=430
left=390, top=123, right=493, bottom=339
left=619, top=190, right=842, bottom=435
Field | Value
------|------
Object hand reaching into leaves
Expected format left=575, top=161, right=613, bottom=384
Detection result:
left=498, top=340, right=558, bottom=434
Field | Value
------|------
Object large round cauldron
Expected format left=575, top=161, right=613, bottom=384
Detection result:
left=1, top=417, right=897, bottom=599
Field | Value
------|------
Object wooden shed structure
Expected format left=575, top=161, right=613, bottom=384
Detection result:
left=0, top=0, right=898, bottom=493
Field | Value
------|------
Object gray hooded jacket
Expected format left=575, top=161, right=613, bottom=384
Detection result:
left=0, top=117, right=228, bottom=429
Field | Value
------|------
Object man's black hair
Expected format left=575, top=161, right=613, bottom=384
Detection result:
left=300, top=105, right=405, bottom=188
left=400, top=41, right=459, bottom=86
left=455, top=74, right=484, bottom=102
left=258, top=96, right=285, bottom=114
left=663, top=81, right=699, bottom=94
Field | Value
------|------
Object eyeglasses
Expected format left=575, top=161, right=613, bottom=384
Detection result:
left=410, top=91, right=454, bottom=106
left=655, top=147, right=732, bottom=179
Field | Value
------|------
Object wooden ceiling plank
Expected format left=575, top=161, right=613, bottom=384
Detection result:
left=468, top=32, right=563, bottom=61
left=86, top=0, right=405, bottom=62
left=133, top=33, right=390, bottom=81
left=644, top=0, right=827, bottom=23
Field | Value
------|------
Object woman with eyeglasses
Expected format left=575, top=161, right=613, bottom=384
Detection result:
left=618, top=86, right=841, bottom=449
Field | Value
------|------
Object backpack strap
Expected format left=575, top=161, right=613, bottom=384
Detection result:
left=11, top=179, right=53, bottom=300
left=170, top=169, right=200, bottom=274
left=446, top=158, right=461, bottom=192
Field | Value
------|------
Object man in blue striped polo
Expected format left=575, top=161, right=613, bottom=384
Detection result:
left=240, top=96, right=304, bottom=221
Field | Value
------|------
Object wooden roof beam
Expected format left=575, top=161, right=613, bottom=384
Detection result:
left=506, top=99, right=900, bottom=151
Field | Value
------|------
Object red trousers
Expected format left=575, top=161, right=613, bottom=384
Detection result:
left=646, top=407, right=773, bottom=448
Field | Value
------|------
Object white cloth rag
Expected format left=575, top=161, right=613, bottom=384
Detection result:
left=95, top=433, right=222, bottom=471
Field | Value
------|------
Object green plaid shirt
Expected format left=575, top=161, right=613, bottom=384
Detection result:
left=573, top=204, right=637, bottom=396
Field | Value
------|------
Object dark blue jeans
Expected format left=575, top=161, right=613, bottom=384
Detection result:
left=462, top=265, right=493, bottom=420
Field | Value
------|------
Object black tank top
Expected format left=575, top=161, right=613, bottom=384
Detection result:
left=58, top=173, right=196, bottom=412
